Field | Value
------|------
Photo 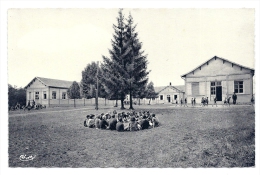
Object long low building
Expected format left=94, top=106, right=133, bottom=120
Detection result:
left=181, top=56, right=254, bottom=103
left=24, top=77, right=74, bottom=107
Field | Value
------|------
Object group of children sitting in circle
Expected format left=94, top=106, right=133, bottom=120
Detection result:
left=83, top=110, right=160, bottom=132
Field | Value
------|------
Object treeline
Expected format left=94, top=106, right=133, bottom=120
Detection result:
left=8, top=84, right=26, bottom=107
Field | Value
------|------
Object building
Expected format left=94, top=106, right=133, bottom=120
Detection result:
left=124, top=83, right=185, bottom=105
left=154, top=83, right=185, bottom=104
left=24, top=77, right=74, bottom=107
left=181, top=56, right=254, bottom=103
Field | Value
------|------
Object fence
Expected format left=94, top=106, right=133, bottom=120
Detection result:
left=48, top=98, right=116, bottom=107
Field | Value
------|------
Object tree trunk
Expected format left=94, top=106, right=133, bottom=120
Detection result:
left=114, top=99, right=118, bottom=107
left=105, top=98, right=106, bottom=106
left=149, top=98, right=151, bottom=105
left=138, top=98, right=140, bottom=105
left=129, top=90, right=134, bottom=110
left=120, top=93, right=125, bottom=109
left=74, top=98, right=76, bottom=108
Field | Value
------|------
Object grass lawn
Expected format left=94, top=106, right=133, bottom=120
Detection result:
left=8, top=105, right=255, bottom=167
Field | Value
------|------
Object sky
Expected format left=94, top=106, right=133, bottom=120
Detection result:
left=7, top=8, right=255, bottom=88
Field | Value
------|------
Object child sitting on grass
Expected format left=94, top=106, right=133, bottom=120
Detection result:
left=151, top=114, right=159, bottom=128
left=108, top=115, right=117, bottom=130
left=116, top=117, right=124, bottom=132
left=88, top=115, right=95, bottom=128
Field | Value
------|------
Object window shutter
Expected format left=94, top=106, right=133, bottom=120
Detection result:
left=192, top=82, right=199, bottom=96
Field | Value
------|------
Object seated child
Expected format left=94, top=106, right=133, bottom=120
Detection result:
left=108, top=115, right=117, bottom=130
left=84, top=115, right=90, bottom=127
left=100, top=115, right=109, bottom=129
left=116, top=117, right=124, bottom=132
left=95, top=115, right=101, bottom=129
left=139, top=115, right=150, bottom=130
left=88, top=115, right=95, bottom=128
left=151, top=114, right=159, bottom=127
left=128, top=116, right=139, bottom=131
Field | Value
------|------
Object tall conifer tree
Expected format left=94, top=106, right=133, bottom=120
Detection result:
left=125, top=13, right=149, bottom=109
left=101, top=9, right=131, bottom=109
left=102, top=9, right=149, bottom=109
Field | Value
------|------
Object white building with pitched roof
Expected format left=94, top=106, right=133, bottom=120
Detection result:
left=24, top=77, right=75, bottom=107
left=154, top=83, right=185, bottom=104
left=181, top=56, right=255, bottom=103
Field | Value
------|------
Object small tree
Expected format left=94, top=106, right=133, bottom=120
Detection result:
left=146, top=82, right=158, bottom=105
left=67, top=81, right=80, bottom=108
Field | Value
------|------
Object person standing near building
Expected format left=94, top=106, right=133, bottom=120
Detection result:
left=213, top=96, right=217, bottom=107
left=205, top=97, right=209, bottom=107
left=180, top=98, right=183, bottom=107
left=251, top=95, right=254, bottom=107
left=232, top=92, right=237, bottom=104
left=184, top=97, right=188, bottom=107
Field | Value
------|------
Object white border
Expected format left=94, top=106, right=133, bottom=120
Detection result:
left=1, top=1, right=259, bottom=175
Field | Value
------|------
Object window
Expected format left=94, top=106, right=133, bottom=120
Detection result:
left=62, top=92, right=66, bottom=99
left=43, top=91, right=47, bottom=99
left=216, top=82, right=221, bottom=86
left=52, top=91, right=56, bottom=99
left=211, top=87, right=216, bottom=95
left=35, top=92, right=39, bottom=99
left=234, top=81, right=243, bottom=93
left=29, top=92, right=31, bottom=99
left=211, top=81, right=221, bottom=95
left=160, top=95, right=163, bottom=100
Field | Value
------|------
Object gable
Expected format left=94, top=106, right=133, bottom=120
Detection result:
left=185, top=57, right=252, bottom=78
left=158, top=86, right=184, bottom=94
left=26, top=78, right=47, bottom=89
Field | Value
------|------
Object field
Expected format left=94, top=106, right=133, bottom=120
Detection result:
left=8, top=104, right=255, bottom=168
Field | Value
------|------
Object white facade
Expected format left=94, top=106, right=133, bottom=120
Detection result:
left=181, top=56, right=254, bottom=103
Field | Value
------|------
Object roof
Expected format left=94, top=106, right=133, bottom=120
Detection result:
left=25, top=77, right=74, bottom=89
left=181, top=56, right=255, bottom=78
left=154, top=85, right=185, bottom=93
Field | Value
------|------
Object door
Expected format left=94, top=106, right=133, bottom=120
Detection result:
left=216, top=86, right=222, bottom=101
left=167, top=95, right=171, bottom=103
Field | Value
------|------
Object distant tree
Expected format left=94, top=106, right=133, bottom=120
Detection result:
left=8, top=84, right=26, bottom=108
left=67, top=81, right=80, bottom=108
left=81, top=62, right=108, bottom=106
left=81, top=62, right=99, bottom=98
left=146, top=82, right=158, bottom=105
left=133, top=83, right=147, bottom=105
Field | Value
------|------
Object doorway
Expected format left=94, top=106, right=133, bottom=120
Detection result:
left=167, top=95, right=171, bottom=103
left=216, top=86, right=222, bottom=101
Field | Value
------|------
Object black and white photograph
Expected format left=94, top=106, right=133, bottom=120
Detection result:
left=1, top=1, right=259, bottom=175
